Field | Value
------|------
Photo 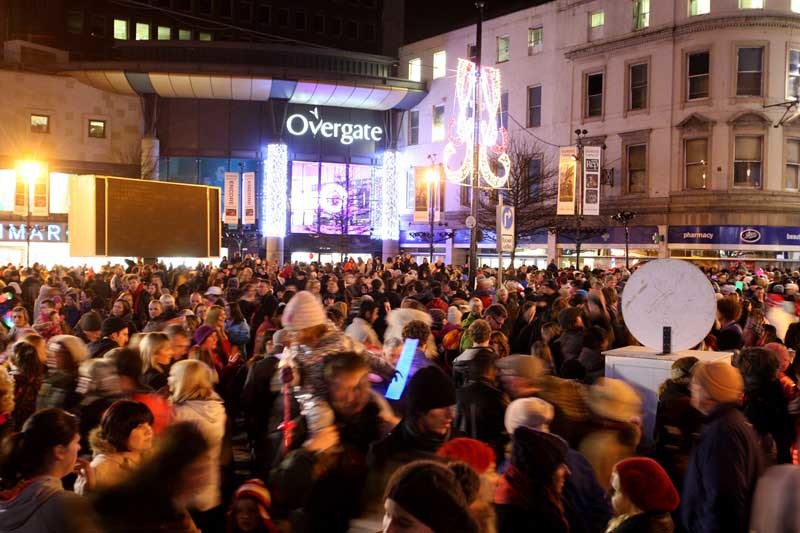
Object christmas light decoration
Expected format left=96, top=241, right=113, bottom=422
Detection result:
left=371, top=151, right=401, bottom=241
left=443, top=58, right=510, bottom=188
left=263, top=143, right=288, bottom=238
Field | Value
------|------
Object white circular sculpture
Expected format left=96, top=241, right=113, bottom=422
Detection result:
left=621, top=259, right=717, bottom=353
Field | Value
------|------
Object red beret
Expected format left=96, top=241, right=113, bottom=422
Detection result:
left=615, top=457, right=680, bottom=513
left=437, top=437, right=495, bottom=474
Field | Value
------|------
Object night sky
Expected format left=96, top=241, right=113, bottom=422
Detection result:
left=404, top=0, right=552, bottom=43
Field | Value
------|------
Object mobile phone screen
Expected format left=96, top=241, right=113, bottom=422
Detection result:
left=385, top=338, right=419, bottom=401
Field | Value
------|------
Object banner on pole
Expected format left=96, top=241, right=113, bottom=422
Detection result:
left=557, top=146, right=577, bottom=215
left=583, top=145, right=601, bottom=216
left=31, top=173, right=48, bottom=217
left=413, top=166, right=441, bottom=223
left=13, top=175, right=27, bottom=217
left=223, top=172, right=239, bottom=225
left=242, top=171, right=256, bottom=225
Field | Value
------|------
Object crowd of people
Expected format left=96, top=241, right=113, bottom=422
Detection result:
left=0, top=254, right=798, bottom=532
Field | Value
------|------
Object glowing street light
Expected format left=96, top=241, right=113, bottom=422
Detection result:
left=15, top=160, right=45, bottom=268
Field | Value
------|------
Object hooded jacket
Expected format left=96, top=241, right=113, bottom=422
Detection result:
left=74, top=429, right=143, bottom=495
left=172, top=396, right=227, bottom=511
left=0, top=476, right=80, bottom=532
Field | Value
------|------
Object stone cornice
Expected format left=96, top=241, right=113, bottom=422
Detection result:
left=564, top=15, right=800, bottom=61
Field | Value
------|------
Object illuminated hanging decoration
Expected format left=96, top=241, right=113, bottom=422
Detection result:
left=371, top=151, right=401, bottom=241
left=262, top=143, right=288, bottom=238
left=443, top=58, right=510, bottom=188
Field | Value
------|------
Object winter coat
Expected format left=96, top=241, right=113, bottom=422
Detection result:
left=454, top=377, right=509, bottom=461
left=716, top=322, right=744, bottom=351
left=142, top=367, right=169, bottom=393
left=741, top=379, right=794, bottom=464
left=172, top=396, right=227, bottom=511
left=555, top=330, right=583, bottom=367
left=610, top=512, right=675, bottom=533
left=36, top=371, right=80, bottom=412
left=344, top=317, right=380, bottom=347
left=452, top=346, right=496, bottom=389
left=562, top=448, right=612, bottom=533
left=578, top=347, right=604, bottom=383
left=75, top=429, right=143, bottom=495
left=0, top=476, right=86, bottom=533
left=680, top=404, right=765, bottom=533
left=87, top=337, right=120, bottom=359
left=225, top=319, right=251, bottom=357
left=653, top=380, right=703, bottom=490
left=495, top=503, right=569, bottom=533
left=12, top=372, right=42, bottom=431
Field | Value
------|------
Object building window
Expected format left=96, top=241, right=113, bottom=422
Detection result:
left=689, top=0, right=710, bottom=15
left=66, top=11, right=84, bottom=34
left=500, top=92, right=509, bottom=130
left=739, top=0, right=763, bottom=8
left=527, top=157, right=543, bottom=200
left=687, top=51, right=710, bottom=100
left=30, top=114, right=49, bottom=134
left=497, top=36, right=510, bottom=63
left=468, top=44, right=477, bottom=62
left=240, top=1, right=254, bottom=21
left=113, top=19, right=128, bottom=40
left=433, top=51, right=446, bottom=79
left=432, top=104, right=446, bottom=142
left=178, top=29, right=191, bottom=40
left=629, top=62, right=648, bottom=111
left=585, top=72, right=603, bottom=118
left=527, top=85, right=542, bottom=127
left=88, top=119, right=106, bottom=139
left=135, top=22, right=150, bottom=40
left=219, top=1, right=232, bottom=17
left=737, top=47, right=764, bottom=97
left=789, top=49, right=800, bottom=101
left=633, top=0, right=649, bottom=30
left=278, top=8, right=289, bottom=27
left=345, top=20, right=358, bottom=39
left=157, top=26, right=171, bottom=40
left=313, top=14, right=324, bottom=33
left=363, top=23, right=376, bottom=41
left=786, top=139, right=800, bottom=189
left=408, top=110, right=419, bottom=145
left=198, top=32, right=212, bottom=41
left=328, top=17, right=342, bottom=36
left=408, top=58, right=422, bottom=82
left=734, top=135, right=763, bottom=188
left=296, top=11, right=307, bottom=31
left=257, top=4, right=271, bottom=24
left=589, top=10, right=604, bottom=40
left=685, top=138, right=709, bottom=189
left=89, top=15, right=106, bottom=38
left=528, top=26, right=543, bottom=55
left=793, top=0, right=800, bottom=13
left=627, top=144, right=647, bottom=193
left=196, top=0, right=212, bottom=15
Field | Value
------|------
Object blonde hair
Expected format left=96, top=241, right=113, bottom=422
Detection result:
left=203, top=305, right=225, bottom=329
left=0, top=366, right=14, bottom=414
left=169, top=359, right=215, bottom=403
left=140, top=332, right=171, bottom=373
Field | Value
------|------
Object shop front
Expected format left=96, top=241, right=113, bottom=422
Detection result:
left=668, top=225, right=800, bottom=269
left=557, top=226, right=661, bottom=269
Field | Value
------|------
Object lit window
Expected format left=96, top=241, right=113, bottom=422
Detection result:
left=30, top=115, right=49, bottom=134
left=198, top=32, right=212, bottom=41
left=739, top=0, right=763, bottom=8
left=433, top=51, right=446, bottom=79
left=786, top=139, right=800, bottom=189
left=178, top=29, right=191, bottom=40
left=113, top=19, right=128, bottom=40
left=135, top=22, right=150, bottom=40
left=88, top=119, right=106, bottom=139
left=590, top=10, right=604, bottom=27
left=633, top=0, right=649, bottom=30
left=432, top=104, right=446, bottom=142
left=687, top=51, right=710, bottom=100
left=789, top=49, right=800, bottom=101
left=408, top=110, right=419, bottom=145
left=408, top=58, right=422, bottom=82
left=497, top=35, right=510, bottom=63
left=157, top=26, right=171, bottom=40
left=737, top=47, right=764, bottom=97
left=528, top=85, right=541, bottom=127
left=585, top=72, right=603, bottom=118
left=629, top=63, right=648, bottom=110
left=734, top=136, right=763, bottom=188
left=685, top=138, right=708, bottom=189
left=67, top=11, right=84, bottom=34
left=794, top=0, right=800, bottom=13
left=627, top=144, right=647, bottom=193
left=528, top=27, right=543, bottom=55
left=689, top=0, right=710, bottom=15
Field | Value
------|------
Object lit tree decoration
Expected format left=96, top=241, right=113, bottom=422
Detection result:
left=371, top=151, right=402, bottom=241
left=443, top=58, right=510, bottom=189
left=262, top=143, right=288, bottom=238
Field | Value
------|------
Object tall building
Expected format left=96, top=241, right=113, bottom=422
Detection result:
left=399, top=0, right=800, bottom=269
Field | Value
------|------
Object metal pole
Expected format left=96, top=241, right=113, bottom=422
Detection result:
left=625, top=223, right=630, bottom=270
left=468, top=1, right=484, bottom=292
left=26, top=207, right=31, bottom=268
left=429, top=178, right=434, bottom=263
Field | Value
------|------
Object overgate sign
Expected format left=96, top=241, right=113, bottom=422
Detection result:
left=497, top=205, right=515, bottom=253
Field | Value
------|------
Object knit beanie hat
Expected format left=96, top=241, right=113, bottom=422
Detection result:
left=496, top=354, right=547, bottom=382
left=692, top=360, right=743, bottom=404
left=78, top=311, right=102, bottom=333
left=504, top=397, right=555, bottom=434
left=510, top=427, right=568, bottom=484
left=384, top=460, right=478, bottom=533
left=588, top=378, right=642, bottom=423
left=437, top=438, right=495, bottom=474
left=406, top=366, right=456, bottom=414
left=231, top=479, right=277, bottom=532
left=282, top=290, right=327, bottom=331
left=191, top=324, right=217, bottom=347
left=101, top=317, right=128, bottom=338
left=614, top=457, right=680, bottom=513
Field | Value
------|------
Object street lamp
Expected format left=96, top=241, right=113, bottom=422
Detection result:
left=16, top=160, right=44, bottom=268
left=426, top=166, right=440, bottom=263
left=611, top=210, right=636, bottom=270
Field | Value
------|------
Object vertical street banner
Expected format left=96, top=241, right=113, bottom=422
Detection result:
left=557, top=146, right=577, bottom=215
left=242, top=171, right=256, bottom=225
left=223, top=172, right=239, bottom=225
left=583, top=145, right=602, bottom=216
left=13, top=175, right=27, bottom=217
left=31, top=173, right=48, bottom=217
left=413, top=166, right=429, bottom=222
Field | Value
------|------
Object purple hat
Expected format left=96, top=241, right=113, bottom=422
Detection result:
left=191, top=324, right=217, bottom=347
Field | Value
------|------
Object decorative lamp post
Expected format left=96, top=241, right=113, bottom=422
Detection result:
left=611, top=210, right=636, bottom=270
left=16, top=160, right=44, bottom=268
